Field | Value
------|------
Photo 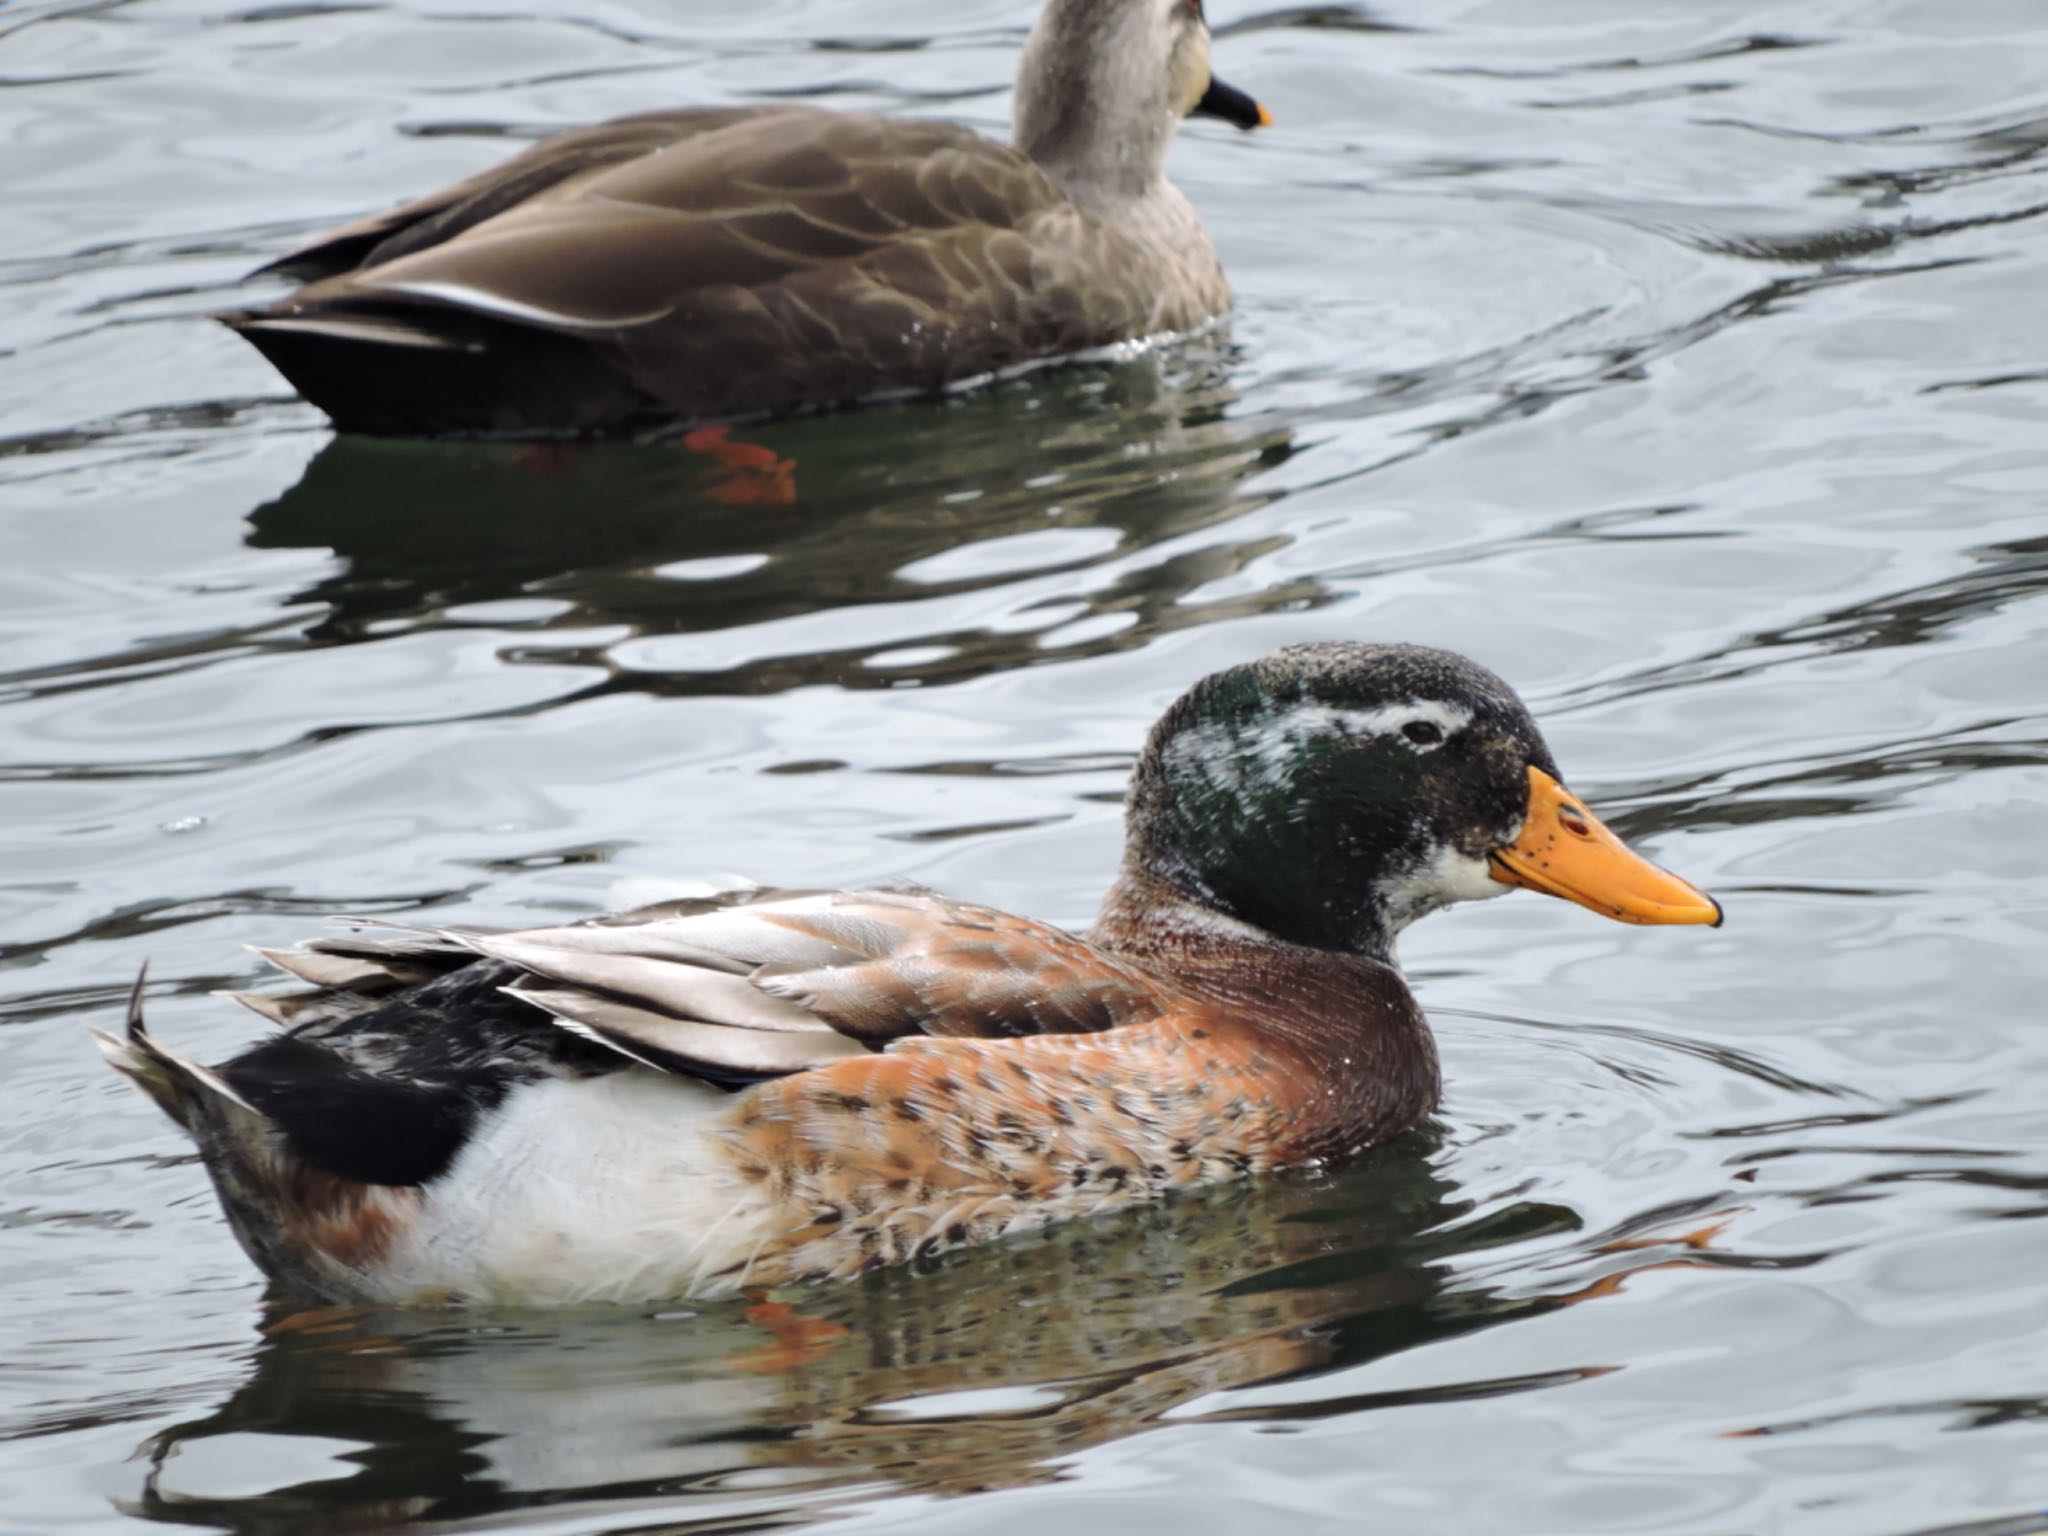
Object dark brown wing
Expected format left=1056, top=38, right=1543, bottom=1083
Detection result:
left=256, top=107, right=795, bottom=282
left=222, top=110, right=1199, bottom=434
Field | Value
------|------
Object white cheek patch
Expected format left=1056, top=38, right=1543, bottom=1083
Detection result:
left=1379, top=842, right=1512, bottom=930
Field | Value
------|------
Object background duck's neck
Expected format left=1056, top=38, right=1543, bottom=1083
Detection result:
left=1013, top=3, right=1180, bottom=203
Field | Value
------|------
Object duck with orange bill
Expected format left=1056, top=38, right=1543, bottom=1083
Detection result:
left=97, top=642, right=1719, bottom=1307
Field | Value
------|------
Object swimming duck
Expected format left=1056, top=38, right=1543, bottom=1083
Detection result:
left=98, top=643, right=1720, bottom=1306
left=219, top=0, right=1270, bottom=438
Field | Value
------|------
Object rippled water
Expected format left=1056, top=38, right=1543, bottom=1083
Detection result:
left=5, top=0, right=2047, bottom=1531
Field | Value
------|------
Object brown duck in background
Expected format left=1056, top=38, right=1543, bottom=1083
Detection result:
left=221, top=0, right=1271, bottom=438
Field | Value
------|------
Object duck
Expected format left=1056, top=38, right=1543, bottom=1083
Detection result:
left=218, top=0, right=1271, bottom=439
left=97, top=642, right=1721, bottom=1307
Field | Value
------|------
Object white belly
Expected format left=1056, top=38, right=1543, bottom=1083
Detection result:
left=376, top=1071, right=776, bottom=1305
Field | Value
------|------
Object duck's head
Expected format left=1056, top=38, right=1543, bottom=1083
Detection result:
left=1117, top=642, right=1721, bottom=961
left=1015, top=0, right=1269, bottom=199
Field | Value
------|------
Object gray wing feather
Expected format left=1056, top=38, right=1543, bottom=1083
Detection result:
left=230, top=886, right=1140, bottom=1089
left=445, top=918, right=756, bottom=975
left=507, top=984, right=868, bottom=1079
left=252, top=946, right=429, bottom=993
left=217, top=987, right=380, bottom=1030
left=463, top=932, right=836, bottom=1034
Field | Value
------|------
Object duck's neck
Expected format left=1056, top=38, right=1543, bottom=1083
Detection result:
left=1092, top=863, right=1415, bottom=978
left=1012, top=7, right=1179, bottom=204
left=1090, top=868, right=1442, bottom=1162
left=1096, top=824, right=1410, bottom=966
left=1090, top=867, right=1292, bottom=957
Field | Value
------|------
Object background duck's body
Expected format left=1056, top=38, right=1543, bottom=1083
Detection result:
left=221, top=0, right=1269, bottom=438
left=99, top=644, right=1720, bottom=1307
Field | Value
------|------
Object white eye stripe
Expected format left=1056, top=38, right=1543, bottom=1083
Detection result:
left=1316, top=701, right=1472, bottom=746
left=1164, top=699, right=1474, bottom=792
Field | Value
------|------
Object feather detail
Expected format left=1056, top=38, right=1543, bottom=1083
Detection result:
left=214, top=987, right=371, bottom=1030
left=505, top=983, right=868, bottom=1081
left=464, top=932, right=831, bottom=1033
left=227, top=314, right=467, bottom=351
left=253, top=946, right=427, bottom=994
left=92, top=969, right=262, bottom=1125
left=448, top=917, right=759, bottom=976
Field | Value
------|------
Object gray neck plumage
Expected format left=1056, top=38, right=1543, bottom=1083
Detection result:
left=1013, top=0, right=1183, bottom=202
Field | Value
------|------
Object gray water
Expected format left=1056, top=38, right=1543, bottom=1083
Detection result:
left=4, top=1, right=2047, bottom=1531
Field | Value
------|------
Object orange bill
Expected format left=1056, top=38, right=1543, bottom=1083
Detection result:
left=1489, top=766, right=1722, bottom=927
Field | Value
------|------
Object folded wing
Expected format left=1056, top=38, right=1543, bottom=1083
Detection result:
left=248, top=889, right=1173, bottom=1090
left=226, top=110, right=1097, bottom=432
left=257, top=109, right=787, bottom=281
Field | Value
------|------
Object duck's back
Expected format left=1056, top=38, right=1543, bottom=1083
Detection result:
left=222, top=107, right=1231, bottom=437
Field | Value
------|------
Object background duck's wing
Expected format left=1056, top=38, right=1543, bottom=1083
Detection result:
left=282, top=111, right=1067, bottom=319
left=223, top=112, right=1110, bottom=432
left=254, top=107, right=799, bottom=282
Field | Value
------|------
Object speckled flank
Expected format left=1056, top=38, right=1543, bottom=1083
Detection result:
left=710, top=924, right=1441, bottom=1291
left=719, top=1015, right=1308, bottom=1287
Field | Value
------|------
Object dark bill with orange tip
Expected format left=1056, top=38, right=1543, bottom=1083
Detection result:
left=1195, top=76, right=1273, bottom=130
left=1489, top=765, right=1723, bottom=927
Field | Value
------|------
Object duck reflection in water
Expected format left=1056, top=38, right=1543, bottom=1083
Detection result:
left=125, top=1145, right=1740, bottom=1528
left=106, top=1149, right=1326, bottom=1520
left=245, top=352, right=1299, bottom=687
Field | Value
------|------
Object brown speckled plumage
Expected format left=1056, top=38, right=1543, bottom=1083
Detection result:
left=716, top=923, right=1435, bottom=1286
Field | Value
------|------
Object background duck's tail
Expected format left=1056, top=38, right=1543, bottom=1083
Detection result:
left=218, top=303, right=656, bottom=437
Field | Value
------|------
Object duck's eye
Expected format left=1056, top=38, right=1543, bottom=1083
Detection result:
left=1402, top=720, right=1444, bottom=747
